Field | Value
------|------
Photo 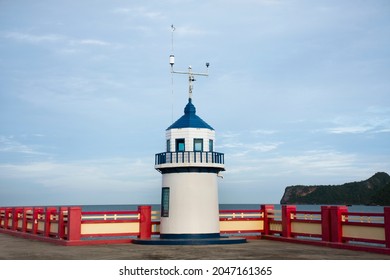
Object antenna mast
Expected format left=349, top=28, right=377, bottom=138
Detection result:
left=170, top=25, right=175, bottom=123
left=169, top=25, right=209, bottom=101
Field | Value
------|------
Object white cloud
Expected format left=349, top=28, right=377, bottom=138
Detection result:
left=220, top=131, right=241, bottom=139
left=0, top=135, right=45, bottom=156
left=71, top=39, right=111, bottom=47
left=250, top=129, right=278, bottom=135
left=325, top=125, right=372, bottom=134
left=17, top=75, right=128, bottom=116
left=112, top=6, right=165, bottom=20
left=0, top=157, right=161, bottom=205
left=220, top=140, right=281, bottom=153
left=0, top=157, right=158, bottom=192
left=219, top=130, right=282, bottom=152
left=4, top=31, right=116, bottom=49
left=325, top=122, right=390, bottom=135
left=270, top=150, right=358, bottom=173
left=221, top=146, right=390, bottom=203
left=112, top=7, right=132, bottom=14
left=252, top=142, right=282, bottom=152
left=4, top=32, right=64, bottom=44
left=174, top=25, right=208, bottom=36
left=375, top=128, right=390, bottom=133
left=318, top=108, right=390, bottom=134
left=225, top=148, right=379, bottom=182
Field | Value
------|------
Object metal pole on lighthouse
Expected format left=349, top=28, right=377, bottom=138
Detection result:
left=169, top=24, right=209, bottom=101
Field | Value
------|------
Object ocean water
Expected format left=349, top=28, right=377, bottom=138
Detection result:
left=81, top=204, right=385, bottom=213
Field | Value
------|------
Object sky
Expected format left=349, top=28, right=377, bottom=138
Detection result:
left=0, top=0, right=389, bottom=206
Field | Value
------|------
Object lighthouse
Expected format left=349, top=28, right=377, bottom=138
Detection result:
left=134, top=52, right=245, bottom=245
left=155, top=94, right=224, bottom=240
left=133, top=26, right=245, bottom=244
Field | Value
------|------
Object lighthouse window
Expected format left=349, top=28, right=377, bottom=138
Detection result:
left=161, top=187, right=170, bottom=217
left=194, top=138, right=203, bottom=152
left=166, top=139, right=171, bottom=152
left=209, top=139, right=214, bottom=152
left=175, top=138, right=185, bottom=152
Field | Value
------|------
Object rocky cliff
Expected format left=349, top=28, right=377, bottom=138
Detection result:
left=280, top=172, right=390, bottom=205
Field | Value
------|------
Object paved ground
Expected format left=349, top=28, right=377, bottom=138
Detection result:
left=1, top=233, right=390, bottom=260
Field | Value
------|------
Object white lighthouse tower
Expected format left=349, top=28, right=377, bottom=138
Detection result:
left=156, top=96, right=224, bottom=240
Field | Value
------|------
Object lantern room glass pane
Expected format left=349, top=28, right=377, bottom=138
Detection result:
left=166, top=139, right=171, bottom=152
left=209, top=139, right=214, bottom=152
left=194, top=138, right=203, bottom=152
left=176, top=138, right=185, bottom=152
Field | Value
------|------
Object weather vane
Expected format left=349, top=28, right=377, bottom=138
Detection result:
left=169, top=24, right=209, bottom=100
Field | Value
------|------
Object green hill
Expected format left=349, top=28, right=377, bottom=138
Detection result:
left=280, top=172, right=390, bottom=205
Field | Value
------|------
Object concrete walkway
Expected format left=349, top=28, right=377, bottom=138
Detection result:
left=1, top=234, right=390, bottom=260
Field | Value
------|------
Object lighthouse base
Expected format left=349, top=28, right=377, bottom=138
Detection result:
left=132, top=236, right=246, bottom=245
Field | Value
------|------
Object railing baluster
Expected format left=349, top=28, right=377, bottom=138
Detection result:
left=155, top=151, right=224, bottom=165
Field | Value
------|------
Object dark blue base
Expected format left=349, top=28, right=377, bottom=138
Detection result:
left=160, top=233, right=220, bottom=239
left=132, top=236, right=247, bottom=245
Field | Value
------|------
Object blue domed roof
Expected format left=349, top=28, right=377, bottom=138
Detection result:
left=167, top=98, right=214, bottom=130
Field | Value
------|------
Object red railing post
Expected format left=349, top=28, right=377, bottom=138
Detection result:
left=329, top=206, right=348, bottom=243
left=321, top=206, right=331, bottom=242
left=16, top=207, right=24, bottom=231
left=67, top=207, right=82, bottom=241
left=261, top=204, right=274, bottom=235
left=32, top=208, right=38, bottom=234
left=4, top=208, right=12, bottom=229
left=22, top=207, right=32, bottom=232
left=44, top=207, right=56, bottom=237
left=0, top=207, right=4, bottom=229
left=384, top=207, right=390, bottom=249
left=34, top=207, right=44, bottom=234
left=282, top=205, right=296, bottom=238
left=12, top=208, right=20, bottom=230
left=138, top=205, right=152, bottom=239
left=58, top=207, right=67, bottom=239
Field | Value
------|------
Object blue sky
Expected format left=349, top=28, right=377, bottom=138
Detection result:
left=1, top=0, right=389, bottom=206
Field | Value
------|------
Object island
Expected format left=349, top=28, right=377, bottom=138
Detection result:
left=280, top=172, right=390, bottom=205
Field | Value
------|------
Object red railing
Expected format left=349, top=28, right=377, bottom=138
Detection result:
left=80, top=210, right=140, bottom=238
left=340, top=210, right=387, bottom=246
left=0, top=206, right=71, bottom=242
left=219, top=208, right=264, bottom=237
left=1, top=204, right=390, bottom=254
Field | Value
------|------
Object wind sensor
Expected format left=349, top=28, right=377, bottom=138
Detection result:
left=170, top=25, right=210, bottom=100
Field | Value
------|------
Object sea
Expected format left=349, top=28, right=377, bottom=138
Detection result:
left=80, top=204, right=385, bottom=213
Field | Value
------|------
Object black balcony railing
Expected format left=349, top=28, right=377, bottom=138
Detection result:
left=155, top=151, right=224, bottom=165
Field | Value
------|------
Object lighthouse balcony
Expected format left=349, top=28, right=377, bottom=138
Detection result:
left=155, top=151, right=225, bottom=170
